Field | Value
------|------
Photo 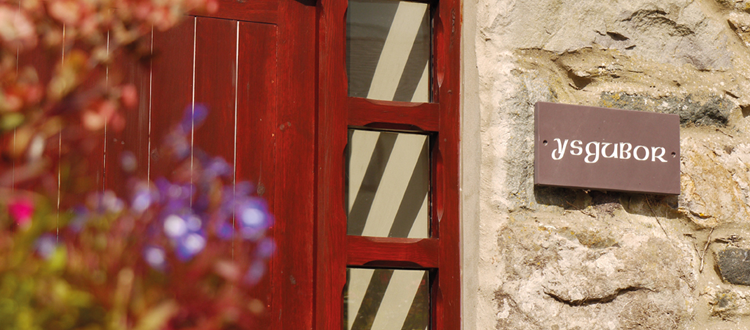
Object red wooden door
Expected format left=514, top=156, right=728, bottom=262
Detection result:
left=149, top=17, right=280, bottom=327
left=108, top=1, right=317, bottom=328
left=10, top=0, right=315, bottom=328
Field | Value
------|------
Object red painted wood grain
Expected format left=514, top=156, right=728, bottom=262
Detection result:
left=348, top=97, right=440, bottom=132
left=316, top=0, right=349, bottom=328
left=105, top=34, right=152, bottom=197
left=194, top=17, right=236, bottom=166
left=275, top=0, right=317, bottom=327
left=150, top=19, right=194, bottom=180
left=236, top=21, right=278, bottom=328
left=347, top=236, right=439, bottom=269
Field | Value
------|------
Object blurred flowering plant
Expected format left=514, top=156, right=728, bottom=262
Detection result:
left=0, top=1, right=275, bottom=329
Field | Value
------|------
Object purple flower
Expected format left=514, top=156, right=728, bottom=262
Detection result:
left=144, top=245, right=166, bottom=270
left=219, top=186, right=236, bottom=213
left=214, top=220, right=233, bottom=240
left=34, top=234, right=57, bottom=259
left=175, top=232, right=206, bottom=261
left=179, top=103, right=209, bottom=133
left=163, top=214, right=188, bottom=238
left=244, top=260, right=266, bottom=285
left=155, top=178, right=171, bottom=197
left=193, top=195, right=209, bottom=213
left=162, top=211, right=207, bottom=261
left=237, top=198, right=268, bottom=227
left=256, top=238, right=275, bottom=259
left=156, top=181, right=192, bottom=215
left=68, top=205, right=89, bottom=232
left=236, top=198, right=271, bottom=241
left=203, top=156, right=232, bottom=180
left=120, top=150, right=137, bottom=173
left=88, top=191, right=124, bottom=214
left=235, top=182, right=256, bottom=198
left=131, top=185, right=157, bottom=213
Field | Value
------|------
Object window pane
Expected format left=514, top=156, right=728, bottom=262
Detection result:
left=344, top=268, right=430, bottom=330
left=347, top=0, right=431, bottom=102
left=347, top=130, right=430, bottom=238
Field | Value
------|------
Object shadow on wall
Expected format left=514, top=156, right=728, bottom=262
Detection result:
left=533, top=186, right=681, bottom=220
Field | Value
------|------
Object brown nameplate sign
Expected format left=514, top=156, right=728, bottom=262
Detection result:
left=535, top=102, right=680, bottom=195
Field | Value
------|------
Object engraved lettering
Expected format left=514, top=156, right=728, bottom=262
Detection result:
left=548, top=138, right=670, bottom=164
left=552, top=138, right=568, bottom=160
left=601, top=142, right=618, bottom=159
left=619, top=142, right=632, bottom=160
left=570, top=140, right=583, bottom=156
left=634, top=145, right=649, bottom=161
left=585, top=141, right=600, bottom=164
left=651, top=147, right=667, bottom=162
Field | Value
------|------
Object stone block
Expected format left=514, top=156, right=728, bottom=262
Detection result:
left=717, top=248, right=750, bottom=286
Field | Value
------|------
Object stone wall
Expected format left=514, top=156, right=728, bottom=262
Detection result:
left=469, top=0, right=750, bottom=328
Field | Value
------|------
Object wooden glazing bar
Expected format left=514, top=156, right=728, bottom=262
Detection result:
left=347, top=236, right=439, bottom=269
left=348, top=97, right=440, bottom=132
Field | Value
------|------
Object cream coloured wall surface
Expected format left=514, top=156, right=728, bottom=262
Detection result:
left=466, top=0, right=750, bottom=328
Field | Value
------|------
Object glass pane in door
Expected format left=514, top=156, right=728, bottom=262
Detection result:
left=347, top=0, right=431, bottom=102
left=344, top=268, right=430, bottom=330
left=347, top=129, right=430, bottom=238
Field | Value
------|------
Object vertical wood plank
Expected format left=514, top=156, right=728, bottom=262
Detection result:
left=151, top=19, right=195, bottom=180
left=104, top=33, right=152, bottom=197
left=236, top=21, right=277, bottom=328
left=277, top=0, right=317, bottom=327
left=10, top=32, right=57, bottom=192
left=193, top=17, right=235, bottom=166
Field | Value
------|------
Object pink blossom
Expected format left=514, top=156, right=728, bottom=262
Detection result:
left=9, top=198, right=34, bottom=228
left=0, top=5, right=38, bottom=51
left=121, top=85, right=138, bottom=109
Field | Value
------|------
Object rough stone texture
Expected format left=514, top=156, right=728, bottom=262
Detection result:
left=473, top=0, right=750, bottom=328
left=494, top=210, right=694, bottom=330
left=717, top=248, right=750, bottom=285
left=728, top=12, right=750, bottom=46
left=717, top=0, right=750, bottom=13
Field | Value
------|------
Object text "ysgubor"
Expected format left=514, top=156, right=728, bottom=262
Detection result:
left=550, top=138, right=669, bottom=164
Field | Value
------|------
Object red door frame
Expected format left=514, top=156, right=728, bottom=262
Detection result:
left=315, top=0, right=461, bottom=328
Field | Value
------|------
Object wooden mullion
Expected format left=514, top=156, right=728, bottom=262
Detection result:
left=435, top=0, right=461, bottom=327
left=348, top=97, right=440, bottom=132
left=316, top=0, right=349, bottom=329
left=346, top=236, right=439, bottom=269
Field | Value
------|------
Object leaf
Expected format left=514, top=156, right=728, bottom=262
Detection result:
left=0, top=113, right=24, bottom=131
left=133, top=300, right=179, bottom=330
left=46, top=246, right=66, bottom=272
